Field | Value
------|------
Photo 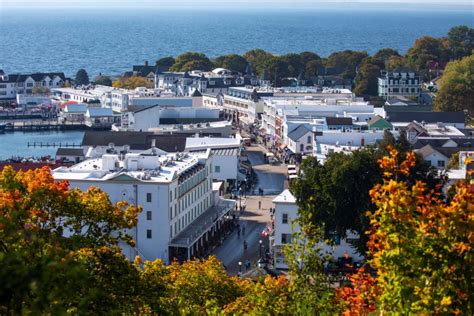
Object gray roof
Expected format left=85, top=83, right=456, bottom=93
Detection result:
left=189, top=147, right=239, bottom=156
left=288, top=125, right=311, bottom=141
left=386, top=111, right=465, bottom=124
left=56, top=148, right=84, bottom=156
left=326, top=117, right=352, bottom=126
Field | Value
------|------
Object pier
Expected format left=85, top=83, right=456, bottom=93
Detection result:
left=4, top=120, right=87, bottom=131
left=27, top=142, right=82, bottom=148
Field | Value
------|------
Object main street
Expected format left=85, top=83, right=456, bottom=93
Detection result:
left=213, top=145, right=288, bottom=275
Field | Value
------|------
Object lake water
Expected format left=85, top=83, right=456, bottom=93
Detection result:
left=0, top=131, right=84, bottom=160
left=0, top=8, right=472, bottom=77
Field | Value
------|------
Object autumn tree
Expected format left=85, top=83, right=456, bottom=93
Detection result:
left=354, top=60, right=381, bottom=96
left=112, top=76, right=153, bottom=89
left=406, top=36, right=449, bottom=71
left=0, top=166, right=143, bottom=314
left=366, top=148, right=473, bottom=314
left=434, top=54, right=474, bottom=118
left=326, top=50, right=369, bottom=79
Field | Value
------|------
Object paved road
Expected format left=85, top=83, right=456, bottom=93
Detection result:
left=214, top=196, right=275, bottom=275
left=245, top=146, right=287, bottom=195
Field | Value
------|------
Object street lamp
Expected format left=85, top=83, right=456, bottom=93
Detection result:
left=259, top=239, right=263, bottom=258
left=238, top=261, right=242, bottom=276
left=239, top=187, right=242, bottom=211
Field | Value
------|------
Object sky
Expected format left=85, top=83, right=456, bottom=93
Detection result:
left=0, top=0, right=472, bottom=9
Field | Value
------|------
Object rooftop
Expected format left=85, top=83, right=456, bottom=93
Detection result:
left=273, top=189, right=296, bottom=204
left=53, top=150, right=210, bottom=184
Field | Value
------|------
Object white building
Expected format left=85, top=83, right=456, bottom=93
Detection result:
left=53, top=149, right=236, bottom=263
left=59, top=103, right=88, bottom=122
left=52, top=85, right=115, bottom=104
left=378, top=68, right=420, bottom=100
left=185, top=137, right=242, bottom=187
left=0, top=71, right=66, bottom=100
left=85, top=107, right=115, bottom=129
left=271, top=190, right=363, bottom=270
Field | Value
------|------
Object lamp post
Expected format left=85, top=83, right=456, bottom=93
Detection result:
left=238, top=261, right=242, bottom=276
left=259, top=239, right=263, bottom=258
left=239, top=187, right=242, bottom=211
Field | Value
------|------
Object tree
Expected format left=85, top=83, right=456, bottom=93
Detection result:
left=366, top=148, right=473, bottom=314
left=354, top=61, right=381, bottom=96
left=386, top=55, right=409, bottom=70
left=0, top=166, right=143, bottom=314
left=243, top=49, right=274, bottom=76
left=373, top=48, right=400, bottom=65
left=112, top=76, right=153, bottom=89
left=169, top=52, right=214, bottom=72
left=434, top=54, right=474, bottom=117
left=290, top=132, right=438, bottom=254
left=94, top=75, right=112, bottom=86
left=326, top=50, right=369, bottom=79
left=75, top=69, right=90, bottom=86
left=213, top=54, right=248, bottom=73
left=280, top=53, right=304, bottom=78
left=155, top=56, right=175, bottom=71
left=406, top=36, right=449, bottom=70
left=447, top=25, right=474, bottom=60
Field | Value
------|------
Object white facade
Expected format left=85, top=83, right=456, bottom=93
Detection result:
left=271, top=190, right=363, bottom=270
left=378, top=69, right=420, bottom=100
left=53, top=149, right=234, bottom=263
left=0, top=72, right=66, bottom=100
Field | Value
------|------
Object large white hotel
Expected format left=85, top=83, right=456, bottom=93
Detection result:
left=53, top=148, right=235, bottom=263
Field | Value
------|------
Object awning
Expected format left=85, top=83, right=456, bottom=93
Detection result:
left=279, top=144, right=287, bottom=150
left=287, top=164, right=296, bottom=169
left=285, top=148, right=294, bottom=155
left=289, top=175, right=298, bottom=179
left=288, top=169, right=297, bottom=175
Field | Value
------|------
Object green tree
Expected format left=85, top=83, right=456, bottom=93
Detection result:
left=290, top=131, right=438, bottom=254
left=213, top=54, right=248, bottom=73
left=354, top=61, right=381, bottom=96
left=243, top=49, right=274, bottom=76
left=373, top=48, right=400, bottom=65
left=280, top=53, right=304, bottom=78
left=94, top=75, right=112, bottom=86
left=75, top=68, right=90, bottom=86
left=447, top=25, right=474, bottom=60
left=155, top=56, right=175, bottom=71
left=169, top=52, right=214, bottom=72
left=326, top=50, right=369, bottom=79
left=305, top=59, right=324, bottom=78
left=434, top=54, right=474, bottom=117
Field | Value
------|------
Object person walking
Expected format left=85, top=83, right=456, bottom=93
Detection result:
left=258, top=200, right=261, bottom=209
left=242, top=224, right=245, bottom=235
left=243, top=240, right=248, bottom=251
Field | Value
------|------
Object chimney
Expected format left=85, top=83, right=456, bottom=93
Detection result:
left=144, top=60, right=149, bottom=66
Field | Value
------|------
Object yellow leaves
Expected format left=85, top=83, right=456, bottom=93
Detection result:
left=441, top=296, right=452, bottom=306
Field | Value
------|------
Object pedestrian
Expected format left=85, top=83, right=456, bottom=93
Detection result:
left=242, top=224, right=245, bottom=235
left=237, top=229, right=240, bottom=239
left=243, top=240, right=247, bottom=251
left=258, top=200, right=261, bottom=209
left=245, top=260, right=251, bottom=271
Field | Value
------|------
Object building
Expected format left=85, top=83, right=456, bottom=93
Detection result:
left=118, top=105, right=220, bottom=132
left=185, top=137, right=242, bottom=188
left=52, top=149, right=236, bottom=263
left=270, top=190, right=363, bottom=270
left=378, top=68, right=420, bottom=100
left=155, top=67, right=261, bottom=96
left=84, top=107, right=115, bottom=129
left=55, top=148, right=85, bottom=163
left=59, top=103, right=88, bottom=123
left=287, top=125, right=313, bottom=156
left=384, top=111, right=465, bottom=129
left=0, top=72, right=67, bottom=100
left=367, top=115, right=393, bottom=130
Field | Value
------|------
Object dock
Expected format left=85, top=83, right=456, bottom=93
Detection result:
left=27, top=142, right=82, bottom=148
left=3, top=120, right=87, bottom=131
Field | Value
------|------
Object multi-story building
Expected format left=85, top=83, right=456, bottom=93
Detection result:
left=0, top=71, right=67, bottom=100
left=270, top=190, right=363, bottom=270
left=52, top=149, right=236, bottom=263
left=378, top=68, right=420, bottom=100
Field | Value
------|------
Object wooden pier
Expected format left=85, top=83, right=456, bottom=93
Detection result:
left=4, top=120, right=86, bottom=131
left=27, top=142, right=82, bottom=148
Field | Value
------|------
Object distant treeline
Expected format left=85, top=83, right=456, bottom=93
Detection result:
left=148, top=25, right=472, bottom=96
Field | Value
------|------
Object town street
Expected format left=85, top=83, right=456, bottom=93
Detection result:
left=214, top=145, right=288, bottom=275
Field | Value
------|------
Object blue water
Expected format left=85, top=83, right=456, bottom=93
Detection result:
left=0, top=131, right=84, bottom=160
left=0, top=8, right=472, bottom=77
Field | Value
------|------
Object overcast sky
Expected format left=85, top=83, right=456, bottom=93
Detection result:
left=0, top=0, right=472, bottom=9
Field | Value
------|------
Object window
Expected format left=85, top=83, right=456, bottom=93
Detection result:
left=282, top=213, right=288, bottom=224
left=437, top=160, right=445, bottom=168
left=281, top=233, right=291, bottom=244
left=300, top=144, right=304, bottom=151
left=307, top=135, right=311, bottom=143
left=146, top=229, right=152, bottom=239
left=147, top=211, right=152, bottom=220
left=146, top=193, right=152, bottom=202
left=215, top=165, right=221, bottom=173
